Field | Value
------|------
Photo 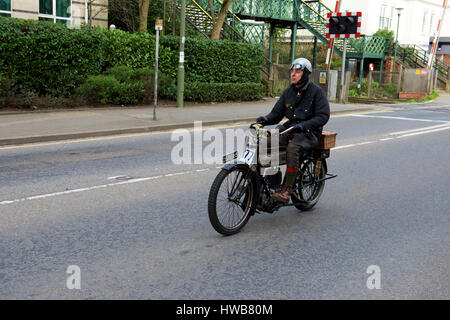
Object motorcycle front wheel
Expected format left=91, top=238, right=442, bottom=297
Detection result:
left=208, top=165, right=255, bottom=235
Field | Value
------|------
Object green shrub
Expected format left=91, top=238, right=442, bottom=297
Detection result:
left=348, top=89, right=358, bottom=97
left=0, top=73, right=4, bottom=97
left=104, top=65, right=150, bottom=83
left=381, top=83, right=397, bottom=97
left=77, top=75, right=145, bottom=105
left=0, top=18, right=108, bottom=96
left=179, top=82, right=265, bottom=102
left=0, top=17, right=264, bottom=100
left=104, top=66, right=159, bottom=103
left=361, top=80, right=379, bottom=93
left=77, top=75, right=120, bottom=104
left=426, top=91, right=438, bottom=100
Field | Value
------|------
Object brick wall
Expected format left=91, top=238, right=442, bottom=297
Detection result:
left=399, top=92, right=427, bottom=100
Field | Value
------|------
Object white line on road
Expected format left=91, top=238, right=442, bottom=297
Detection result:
left=349, top=114, right=450, bottom=123
left=333, top=144, right=357, bottom=150
left=0, top=176, right=163, bottom=205
left=389, top=123, right=450, bottom=136
left=397, top=126, right=450, bottom=138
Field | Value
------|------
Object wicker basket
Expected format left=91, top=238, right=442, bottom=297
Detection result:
left=317, top=131, right=337, bottom=149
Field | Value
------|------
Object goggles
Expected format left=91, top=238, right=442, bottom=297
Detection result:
left=290, top=63, right=305, bottom=70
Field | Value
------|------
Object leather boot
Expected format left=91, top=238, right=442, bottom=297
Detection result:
left=271, top=185, right=292, bottom=204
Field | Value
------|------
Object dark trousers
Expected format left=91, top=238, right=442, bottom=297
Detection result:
left=279, top=132, right=319, bottom=168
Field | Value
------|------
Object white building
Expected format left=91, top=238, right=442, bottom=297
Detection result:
left=0, top=0, right=108, bottom=28
left=321, top=0, right=450, bottom=50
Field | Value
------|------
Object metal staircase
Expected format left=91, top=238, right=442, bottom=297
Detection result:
left=230, top=0, right=386, bottom=59
left=177, top=0, right=266, bottom=46
left=177, top=0, right=386, bottom=62
left=389, top=43, right=449, bottom=83
left=175, top=0, right=390, bottom=89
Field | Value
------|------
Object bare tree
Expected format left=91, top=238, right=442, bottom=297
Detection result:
left=210, top=0, right=234, bottom=40
left=139, top=0, right=151, bottom=31
left=86, top=0, right=108, bottom=28
left=106, top=0, right=151, bottom=32
left=108, top=0, right=140, bottom=32
left=208, top=0, right=216, bottom=27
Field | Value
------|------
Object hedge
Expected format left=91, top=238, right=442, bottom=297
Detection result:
left=181, top=82, right=265, bottom=102
left=160, top=36, right=263, bottom=83
left=0, top=17, right=263, bottom=98
left=77, top=66, right=176, bottom=105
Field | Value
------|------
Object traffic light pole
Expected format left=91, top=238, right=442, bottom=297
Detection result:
left=339, top=38, right=347, bottom=104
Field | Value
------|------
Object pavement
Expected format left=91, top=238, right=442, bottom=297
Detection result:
left=0, top=97, right=405, bottom=146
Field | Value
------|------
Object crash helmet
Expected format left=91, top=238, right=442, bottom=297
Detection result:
left=290, top=57, right=312, bottom=73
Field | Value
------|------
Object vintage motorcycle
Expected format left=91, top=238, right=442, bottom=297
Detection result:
left=208, top=123, right=337, bottom=235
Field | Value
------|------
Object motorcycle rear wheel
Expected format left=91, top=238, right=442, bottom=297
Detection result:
left=291, top=159, right=327, bottom=211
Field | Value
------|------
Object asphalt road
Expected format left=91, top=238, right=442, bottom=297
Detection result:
left=0, top=105, right=449, bottom=299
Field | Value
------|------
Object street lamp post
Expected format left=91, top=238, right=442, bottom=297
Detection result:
left=392, top=8, right=404, bottom=82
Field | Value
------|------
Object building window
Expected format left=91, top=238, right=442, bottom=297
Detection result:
left=379, top=5, right=392, bottom=30
left=429, top=14, right=435, bottom=34
left=0, top=0, right=11, bottom=17
left=422, top=12, right=428, bottom=34
left=39, top=0, right=72, bottom=25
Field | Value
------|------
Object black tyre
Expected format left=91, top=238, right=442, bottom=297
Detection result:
left=208, top=165, right=255, bottom=235
left=291, top=159, right=327, bottom=211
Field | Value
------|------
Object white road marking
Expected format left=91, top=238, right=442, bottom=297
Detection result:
left=397, top=126, right=450, bottom=138
left=332, top=144, right=357, bottom=150
left=389, top=123, right=450, bottom=136
left=0, top=175, right=163, bottom=205
left=349, top=114, right=450, bottom=123
left=107, top=175, right=130, bottom=180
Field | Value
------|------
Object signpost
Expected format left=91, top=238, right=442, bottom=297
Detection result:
left=368, top=64, right=374, bottom=97
left=153, top=19, right=163, bottom=121
left=327, top=11, right=362, bottom=103
left=177, top=0, right=186, bottom=108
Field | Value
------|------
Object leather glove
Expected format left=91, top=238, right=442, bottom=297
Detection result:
left=256, top=116, right=268, bottom=125
left=292, top=122, right=306, bottom=132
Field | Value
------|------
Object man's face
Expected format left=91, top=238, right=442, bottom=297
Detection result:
left=290, top=69, right=304, bottom=84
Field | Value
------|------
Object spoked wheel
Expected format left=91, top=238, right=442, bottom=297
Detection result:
left=208, top=165, right=255, bottom=235
left=291, top=159, right=327, bottom=211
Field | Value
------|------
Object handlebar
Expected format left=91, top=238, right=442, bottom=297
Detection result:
left=250, top=123, right=295, bottom=136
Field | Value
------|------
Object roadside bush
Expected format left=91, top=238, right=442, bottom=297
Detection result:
left=348, top=89, right=358, bottom=97
left=381, top=83, right=397, bottom=97
left=349, top=81, right=399, bottom=98
left=0, top=72, right=17, bottom=106
left=160, top=36, right=263, bottom=83
left=0, top=17, right=264, bottom=101
left=77, top=75, right=145, bottom=105
left=77, top=66, right=178, bottom=105
left=173, top=82, right=265, bottom=102
left=0, top=18, right=107, bottom=96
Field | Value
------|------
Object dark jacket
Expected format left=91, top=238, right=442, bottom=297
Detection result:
left=264, top=81, right=330, bottom=137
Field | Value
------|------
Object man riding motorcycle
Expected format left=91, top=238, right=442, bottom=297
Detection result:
left=256, top=58, right=330, bottom=204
